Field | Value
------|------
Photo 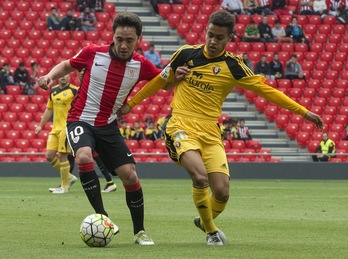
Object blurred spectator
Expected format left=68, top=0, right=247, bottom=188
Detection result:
left=47, top=7, right=65, bottom=31
left=299, top=0, right=314, bottom=15
left=221, top=0, right=245, bottom=15
left=242, top=20, right=262, bottom=42
left=80, top=7, right=97, bottom=32
left=342, top=124, right=348, bottom=140
left=327, top=0, right=345, bottom=17
left=269, top=53, right=283, bottom=79
left=136, top=47, right=144, bottom=55
left=313, top=0, right=328, bottom=17
left=221, top=119, right=231, bottom=140
left=76, top=0, right=88, bottom=11
left=312, top=132, right=336, bottom=162
left=150, top=0, right=183, bottom=15
left=145, top=121, right=161, bottom=140
left=272, top=20, right=293, bottom=43
left=284, top=54, right=304, bottom=80
left=61, top=9, right=80, bottom=31
left=156, top=114, right=171, bottom=138
left=337, top=7, right=348, bottom=24
left=119, top=121, right=130, bottom=140
left=255, top=55, right=271, bottom=78
left=244, top=0, right=259, bottom=14
left=90, top=0, right=106, bottom=12
left=272, top=0, right=290, bottom=16
left=29, top=62, right=40, bottom=88
left=237, top=118, right=252, bottom=142
left=230, top=118, right=238, bottom=139
left=256, top=0, right=275, bottom=15
left=258, top=16, right=276, bottom=42
left=144, top=115, right=154, bottom=129
left=242, top=53, right=254, bottom=72
left=144, top=44, right=162, bottom=68
left=129, top=121, right=145, bottom=141
left=285, top=17, right=310, bottom=50
left=14, top=62, right=33, bottom=94
left=0, top=63, right=14, bottom=94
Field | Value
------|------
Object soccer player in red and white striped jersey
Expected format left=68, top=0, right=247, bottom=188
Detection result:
left=37, top=12, right=163, bottom=245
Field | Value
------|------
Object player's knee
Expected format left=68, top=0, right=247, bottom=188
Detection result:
left=116, top=163, right=138, bottom=185
left=75, top=147, right=94, bottom=164
left=215, top=191, right=229, bottom=202
left=192, top=174, right=209, bottom=187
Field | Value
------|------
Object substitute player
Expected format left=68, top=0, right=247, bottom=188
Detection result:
left=118, top=10, right=324, bottom=245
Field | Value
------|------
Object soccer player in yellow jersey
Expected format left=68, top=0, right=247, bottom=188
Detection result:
left=35, top=74, right=78, bottom=194
left=118, top=10, right=324, bottom=245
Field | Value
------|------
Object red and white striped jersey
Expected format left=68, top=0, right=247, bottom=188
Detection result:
left=68, top=44, right=161, bottom=126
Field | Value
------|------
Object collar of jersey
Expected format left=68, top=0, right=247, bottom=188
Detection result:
left=203, top=45, right=224, bottom=59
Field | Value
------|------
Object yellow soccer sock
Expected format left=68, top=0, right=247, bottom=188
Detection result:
left=60, top=161, right=70, bottom=190
left=50, top=157, right=60, bottom=172
left=210, top=194, right=227, bottom=219
left=192, top=186, right=218, bottom=234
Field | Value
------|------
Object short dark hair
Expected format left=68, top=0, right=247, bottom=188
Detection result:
left=208, top=10, right=235, bottom=35
left=112, top=12, right=142, bottom=37
left=19, top=61, right=25, bottom=67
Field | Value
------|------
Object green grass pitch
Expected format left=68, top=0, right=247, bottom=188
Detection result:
left=0, top=177, right=347, bottom=259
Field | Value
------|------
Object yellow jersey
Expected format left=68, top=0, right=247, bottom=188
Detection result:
left=47, top=84, right=78, bottom=131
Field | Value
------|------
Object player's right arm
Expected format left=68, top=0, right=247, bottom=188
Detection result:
left=37, top=60, right=76, bottom=90
left=35, top=108, right=53, bottom=134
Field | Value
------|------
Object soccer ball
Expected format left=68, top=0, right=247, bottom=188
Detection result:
left=79, top=213, right=116, bottom=247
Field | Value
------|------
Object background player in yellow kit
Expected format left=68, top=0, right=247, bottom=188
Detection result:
left=118, top=10, right=324, bottom=245
left=35, top=74, right=78, bottom=194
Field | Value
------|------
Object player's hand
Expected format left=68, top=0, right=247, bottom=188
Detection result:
left=174, top=65, right=190, bottom=82
left=37, top=75, right=54, bottom=90
left=117, top=104, right=132, bottom=117
left=34, top=126, right=42, bottom=134
left=304, top=111, right=324, bottom=130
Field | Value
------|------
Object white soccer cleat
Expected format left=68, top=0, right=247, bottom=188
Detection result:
left=206, top=232, right=224, bottom=246
left=101, top=183, right=117, bottom=193
left=68, top=175, right=77, bottom=189
left=51, top=187, right=68, bottom=194
left=134, top=230, right=154, bottom=245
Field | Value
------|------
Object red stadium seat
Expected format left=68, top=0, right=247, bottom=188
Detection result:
left=5, top=130, right=21, bottom=140
left=19, top=112, right=34, bottom=123
left=298, top=97, right=312, bottom=109
left=280, top=43, right=293, bottom=52
left=328, top=34, right=341, bottom=44
left=266, top=43, right=280, bottom=52
left=254, top=97, right=268, bottom=112
left=294, top=43, right=308, bottom=52
left=285, top=123, right=299, bottom=140
left=331, top=88, right=346, bottom=99
left=288, top=88, right=302, bottom=101
left=275, top=114, right=289, bottom=130
left=323, top=106, right=337, bottom=116
left=145, top=105, right=161, bottom=115
left=305, top=52, right=318, bottom=62
left=185, top=32, right=199, bottom=45
left=177, top=23, right=190, bottom=37
left=3, top=112, right=18, bottom=123
left=324, top=43, right=337, bottom=53
left=315, top=61, right=329, bottom=71
left=330, top=61, right=343, bottom=72
left=251, top=42, right=265, bottom=52
left=238, top=42, right=251, bottom=52
left=331, top=123, right=344, bottom=133
left=307, top=140, right=320, bottom=153
left=335, top=115, right=348, bottom=125
left=318, top=24, right=331, bottom=35
left=6, top=85, right=21, bottom=95
left=237, top=14, right=251, bottom=25
left=290, top=114, right=304, bottom=125
left=264, top=106, right=278, bottom=122
left=326, top=71, right=339, bottom=81
left=246, top=140, right=262, bottom=151
left=311, top=70, right=325, bottom=80
left=311, top=132, right=323, bottom=141
left=158, top=4, right=172, bottom=18
left=231, top=140, right=246, bottom=151
left=310, top=43, right=323, bottom=53
left=321, top=115, right=334, bottom=126
left=317, top=88, right=331, bottom=99
left=301, top=61, right=314, bottom=72
left=296, top=132, right=310, bottom=148
left=332, top=24, right=346, bottom=34
left=338, top=43, right=348, bottom=53
left=337, top=141, right=348, bottom=151
left=338, top=106, right=348, bottom=116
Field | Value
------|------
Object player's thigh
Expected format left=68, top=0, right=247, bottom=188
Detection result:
left=66, top=122, right=96, bottom=156
left=95, top=133, right=135, bottom=175
left=57, top=130, right=72, bottom=154
left=46, top=132, right=58, bottom=151
left=202, top=142, right=230, bottom=176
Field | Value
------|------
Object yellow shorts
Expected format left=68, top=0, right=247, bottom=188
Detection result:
left=165, top=115, right=229, bottom=176
left=46, top=129, right=71, bottom=154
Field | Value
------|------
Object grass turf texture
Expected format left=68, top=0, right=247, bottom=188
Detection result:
left=0, top=178, right=347, bottom=259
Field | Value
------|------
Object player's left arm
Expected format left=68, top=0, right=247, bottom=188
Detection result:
left=237, top=75, right=323, bottom=129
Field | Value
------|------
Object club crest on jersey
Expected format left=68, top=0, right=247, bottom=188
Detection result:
left=175, top=141, right=181, bottom=148
left=129, top=69, right=136, bottom=77
left=73, top=136, right=80, bottom=144
left=63, top=92, right=67, bottom=96
left=212, top=66, right=221, bottom=75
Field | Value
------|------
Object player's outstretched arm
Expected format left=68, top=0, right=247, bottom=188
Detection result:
left=304, top=111, right=324, bottom=130
left=37, top=60, right=75, bottom=90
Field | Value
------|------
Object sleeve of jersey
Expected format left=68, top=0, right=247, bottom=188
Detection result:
left=127, top=67, right=174, bottom=108
left=237, top=75, right=308, bottom=117
left=69, top=46, right=91, bottom=71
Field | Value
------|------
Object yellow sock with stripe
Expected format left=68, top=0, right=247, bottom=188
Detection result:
left=192, top=186, right=218, bottom=234
left=210, top=194, right=227, bottom=219
left=60, top=161, right=70, bottom=190
left=50, top=157, right=60, bottom=172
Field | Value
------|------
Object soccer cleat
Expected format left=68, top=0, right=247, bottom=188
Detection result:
left=134, top=230, right=154, bottom=245
left=49, top=186, right=60, bottom=192
left=101, top=182, right=117, bottom=193
left=113, top=223, right=120, bottom=235
left=194, top=217, right=228, bottom=244
left=206, top=232, right=224, bottom=246
left=68, top=174, right=77, bottom=189
left=51, top=187, right=68, bottom=194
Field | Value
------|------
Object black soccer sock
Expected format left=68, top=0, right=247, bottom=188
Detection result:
left=94, top=154, right=113, bottom=182
left=79, top=162, right=108, bottom=216
left=68, top=154, right=75, bottom=173
left=124, top=180, right=144, bottom=234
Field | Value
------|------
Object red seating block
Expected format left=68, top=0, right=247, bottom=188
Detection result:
left=285, top=123, right=299, bottom=140
left=275, top=114, right=289, bottom=130
left=296, top=132, right=310, bottom=148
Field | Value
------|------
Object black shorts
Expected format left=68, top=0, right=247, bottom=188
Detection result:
left=66, top=120, right=135, bottom=175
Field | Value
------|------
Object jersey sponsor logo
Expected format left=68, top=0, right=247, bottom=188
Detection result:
left=129, top=69, right=136, bottom=77
left=185, top=72, right=214, bottom=94
left=187, top=60, right=194, bottom=67
left=94, top=62, right=104, bottom=66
